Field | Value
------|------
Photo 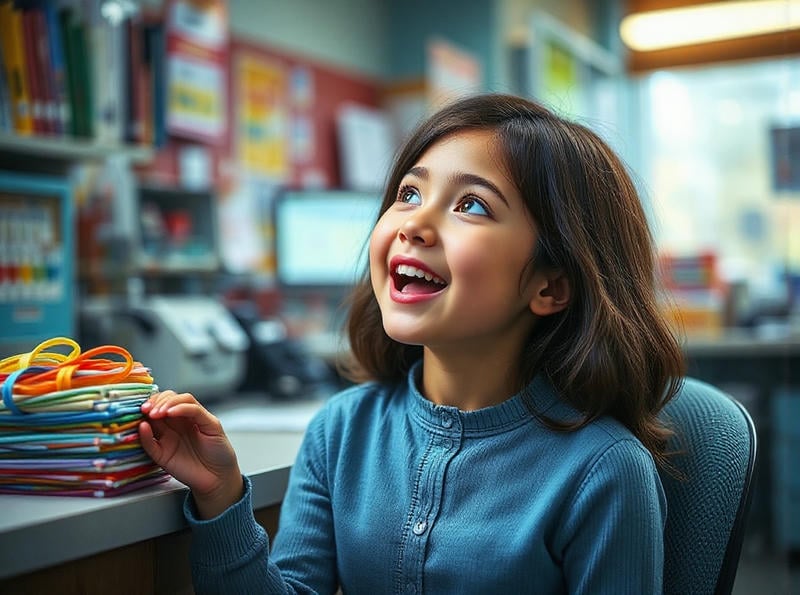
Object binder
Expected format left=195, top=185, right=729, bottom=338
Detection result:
left=42, top=0, right=70, bottom=136
left=0, top=38, right=13, bottom=131
left=20, top=7, right=45, bottom=133
left=0, top=1, right=33, bottom=134
left=32, top=7, right=60, bottom=134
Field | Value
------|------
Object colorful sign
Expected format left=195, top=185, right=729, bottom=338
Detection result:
left=235, top=53, right=289, bottom=181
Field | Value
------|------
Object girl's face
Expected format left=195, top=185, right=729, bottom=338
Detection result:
left=369, top=129, right=542, bottom=355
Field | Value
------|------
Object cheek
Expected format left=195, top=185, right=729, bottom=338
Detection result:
left=447, top=232, right=508, bottom=278
left=368, top=217, right=394, bottom=276
left=448, top=230, right=536, bottom=286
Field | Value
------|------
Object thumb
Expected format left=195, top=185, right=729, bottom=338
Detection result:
left=138, top=420, right=163, bottom=462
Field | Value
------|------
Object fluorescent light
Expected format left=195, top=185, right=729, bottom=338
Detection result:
left=620, top=0, right=800, bottom=51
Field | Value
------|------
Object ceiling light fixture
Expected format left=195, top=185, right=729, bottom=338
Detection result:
left=620, top=0, right=800, bottom=51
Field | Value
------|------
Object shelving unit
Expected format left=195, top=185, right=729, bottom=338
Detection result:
left=0, top=128, right=153, bottom=357
left=0, top=171, right=74, bottom=358
left=0, top=133, right=153, bottom=164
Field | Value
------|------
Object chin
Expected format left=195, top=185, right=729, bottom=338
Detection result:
left=381, top=321, right=425, bottom=348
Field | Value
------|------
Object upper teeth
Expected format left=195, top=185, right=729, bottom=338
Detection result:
left=396, top=264, right=446, bottom=285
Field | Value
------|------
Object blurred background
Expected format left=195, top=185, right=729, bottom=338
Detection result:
left=0, top=0, right=798, bottom=592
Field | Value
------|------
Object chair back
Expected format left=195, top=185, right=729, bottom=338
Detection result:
left=658, top=377, right=757, bottom=595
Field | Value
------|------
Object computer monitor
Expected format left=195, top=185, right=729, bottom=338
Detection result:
left=273, top=190, right=381, bottom=290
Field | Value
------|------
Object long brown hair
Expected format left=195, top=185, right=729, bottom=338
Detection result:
left=343, top=94, right=685, bottom=467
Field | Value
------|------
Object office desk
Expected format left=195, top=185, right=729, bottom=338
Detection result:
left=685, top=331, right=800, bottom=357
left=683, top=331, right=800, bottom=403
left=0, top=431, right=306, bottom=594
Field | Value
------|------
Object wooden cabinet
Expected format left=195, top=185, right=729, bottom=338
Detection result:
left=0, top=505, right=280, bottom=595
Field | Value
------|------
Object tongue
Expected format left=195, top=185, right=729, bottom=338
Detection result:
left=401, top=280, right=442, bottom=295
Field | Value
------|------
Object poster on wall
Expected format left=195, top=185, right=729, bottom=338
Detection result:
left=165, top=0, right=229, bottom=144
left=528, top=13, right=620, bottom=130
left=217, top=181, right=272, bottom=275
left=227, top=37, right=381, bottom=190
left=337, top=104, right=394, bottom=192
left=542, top=40, right=581, bottom=116
left=235, top=53, right=290, bottom=182
left=426, top=38, right=482, bottom=110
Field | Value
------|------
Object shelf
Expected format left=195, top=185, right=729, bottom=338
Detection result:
left=136, top=263, right=221, bottom=276
left=0, top=133, right=154, bottom=164
left=79, top=262, right=221, bottom=278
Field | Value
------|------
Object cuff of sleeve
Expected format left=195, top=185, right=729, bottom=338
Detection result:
left=183, top=475, right=268, bottom=568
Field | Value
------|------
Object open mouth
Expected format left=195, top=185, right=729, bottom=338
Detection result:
left=392, top=264, right=447, bottom=295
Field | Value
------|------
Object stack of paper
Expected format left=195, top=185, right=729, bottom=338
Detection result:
left=0, top=339, right=169, bottom=497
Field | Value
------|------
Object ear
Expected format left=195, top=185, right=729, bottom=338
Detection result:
left=528, top=271, right=570, bottom=316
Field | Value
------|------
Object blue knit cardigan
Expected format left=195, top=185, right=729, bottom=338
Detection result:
left=185, top=362, right=666, bottom=594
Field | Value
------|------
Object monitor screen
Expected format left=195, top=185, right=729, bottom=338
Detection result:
left=274, top=190, right=381, bottom=289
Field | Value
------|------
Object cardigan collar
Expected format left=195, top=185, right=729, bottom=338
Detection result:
left=405, top=360, right=564, bottom=436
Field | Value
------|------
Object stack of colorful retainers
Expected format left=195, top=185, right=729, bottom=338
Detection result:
left=0, top=337, right=169, bottom=497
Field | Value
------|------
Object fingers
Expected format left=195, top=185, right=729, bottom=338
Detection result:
left=142, top=390, right=202, bottom=419
left=161, top=402, right=224, bottom=435
left=140, top=390, right=225, bottom=442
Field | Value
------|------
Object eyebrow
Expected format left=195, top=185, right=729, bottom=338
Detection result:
left=406, top=166, right=509, bottom=208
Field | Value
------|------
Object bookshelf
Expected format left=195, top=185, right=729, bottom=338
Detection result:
left=0, top=132, right=153, bottom=163
left=0, top=0, right=166, bottom=165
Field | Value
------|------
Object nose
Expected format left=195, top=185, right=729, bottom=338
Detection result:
left=398, top=208, right=437, bottom=246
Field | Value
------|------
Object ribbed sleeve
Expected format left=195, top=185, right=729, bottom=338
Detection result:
left=559, top=440, right=666, bottom=594
left=184, top=476, right=278, bottom=594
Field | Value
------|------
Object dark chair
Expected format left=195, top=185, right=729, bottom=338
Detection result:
left=658, top=377, right=758, bottom=595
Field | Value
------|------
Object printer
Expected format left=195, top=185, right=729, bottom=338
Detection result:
left=113, top=296, right=250, bottom=401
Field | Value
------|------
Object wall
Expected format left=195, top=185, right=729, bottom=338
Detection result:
left=385, top=0, right=497, bottom=88
left=502, top=0, right=594, bottom=42
left=228, top=0, right=388, bottom=79
left=136, top=0, right=387, bottom=191
left=229, top=0, right=609, bottom=94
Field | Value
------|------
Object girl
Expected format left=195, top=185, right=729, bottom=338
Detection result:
left=140, top=93, right=685, bottom=594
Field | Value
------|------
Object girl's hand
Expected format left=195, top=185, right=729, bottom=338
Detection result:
left=140, top=390, right=244, bottom=519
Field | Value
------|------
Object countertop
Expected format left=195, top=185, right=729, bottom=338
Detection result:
left=0, top=430, right=306, bottom=580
